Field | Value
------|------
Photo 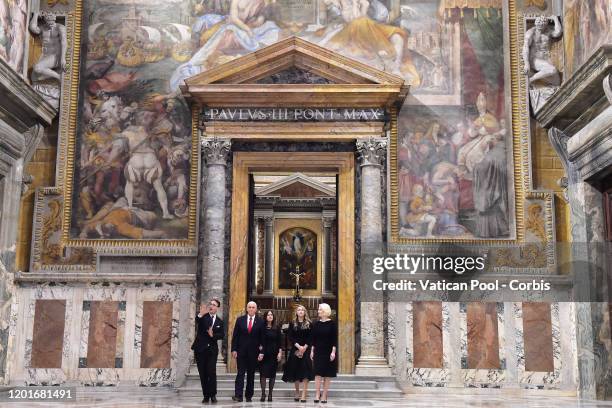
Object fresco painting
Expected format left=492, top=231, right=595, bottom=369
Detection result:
left=0, top=0, right=27, bottom=74
left=564, top=0, right=611, bottom=76
left=396, top=1, right=511, bottom=239
left=69, top=0, right=513, bottom=241
left=72, top=0, right=194, bottom=240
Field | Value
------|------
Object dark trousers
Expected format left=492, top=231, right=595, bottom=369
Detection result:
left=235, top=354, right=258, bottom=398
left=195, top=350, right=218, bottom=397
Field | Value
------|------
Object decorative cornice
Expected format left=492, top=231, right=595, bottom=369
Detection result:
left=0, top=58, right=55, bottom=133
left=356, top=138, right=387, bottom=166
left=201, top=137, right=231, bottom=166
left=535, top=45, right=612, bottom=133
left=13, top=272, right=196, bottom=284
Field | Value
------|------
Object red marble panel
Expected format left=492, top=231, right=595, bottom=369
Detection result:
left=522, top=302, right=554, bottom=372
left=413, top=301, right=443, bottom=368
left=31, top=299, right=66, bottom=368
left=467, top=302, right=500, bottom=369
left=87, top=301, right=119, bottom=368
left=140, top=301, right=172, bottom=368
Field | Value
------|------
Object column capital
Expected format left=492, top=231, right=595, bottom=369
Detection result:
left=201, top=137, right=231, bottom=167
left=356, top=138, right=387, bottom=167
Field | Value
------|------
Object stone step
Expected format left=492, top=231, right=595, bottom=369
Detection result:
left=175, top=386, right=404, bottom=399
left=183, top=377, right=380, bottom=389
left=179, top=368, right=403, bottom=398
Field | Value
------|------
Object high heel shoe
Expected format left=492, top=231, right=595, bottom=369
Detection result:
left=260, top=393, right=266, bottom=402
left=267, top=394, right=272, bottom=402
left=321, top=400, right=327, bottom=404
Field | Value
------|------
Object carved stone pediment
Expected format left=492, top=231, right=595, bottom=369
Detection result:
left=181, top=36, right=408, bottom=108
left=255, top=173, right=335, bottom=198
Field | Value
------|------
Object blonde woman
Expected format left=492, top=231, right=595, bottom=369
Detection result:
left=310, top=303, right=337, bottom=403
left=282, top=305, right=314, bottom=402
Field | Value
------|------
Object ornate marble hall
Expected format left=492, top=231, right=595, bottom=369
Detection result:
left=0, top=0, right=610, bottom=406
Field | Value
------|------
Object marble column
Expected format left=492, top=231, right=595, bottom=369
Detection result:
left=355, top=138, right=391, bottom=376
left=200, top=137, right=231, bottom=371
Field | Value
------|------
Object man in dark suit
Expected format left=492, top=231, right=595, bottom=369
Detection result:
left=192, top=298, right=224, bottom=403
left=231, top=301, right=264, bottom=402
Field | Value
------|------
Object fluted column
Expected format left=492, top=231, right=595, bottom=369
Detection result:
left=200, top=137, right=230, bottom=371
left=355, top=138, right=391, bottom=376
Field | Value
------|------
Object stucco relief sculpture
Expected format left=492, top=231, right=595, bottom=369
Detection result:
left=29, top=11, right=66, bottom=109
left=522, top=15, right=562, bottom=113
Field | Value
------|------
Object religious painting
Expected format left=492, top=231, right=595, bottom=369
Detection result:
left=393, top=1, right=515, bottom=241
left=0, top=0, right=28, bottom=74
left=563, top=0, right=611, bottom=76
left=168, top=0, right=462, bottom=104
left=64, top=0, right=198, bottom=251
left=274, top=218, right=322, bottom=295
left=278, top=227, right=317, bottom=290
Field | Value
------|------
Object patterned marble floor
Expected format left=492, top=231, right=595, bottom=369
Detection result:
left=1, top=388, right=612, bottom=408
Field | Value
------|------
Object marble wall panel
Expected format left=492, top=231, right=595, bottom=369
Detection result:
left=404, top=301, right=450, bottom=386
left=522, top=302, right=554, bottom=372
left=460, top=303, right=506, bottom=387
left=30, top=299, right=66, bottom=368
left=86, top=301, right=119, bottom=368
left=140, top=301, right=172, bottom=369
left=413, top=301, right=443, bottom=369
left=134, top=285, right=180, bottom=386
left=467, top=302, right=500, bottom=369
left=515, top=302, right=561, bottom=388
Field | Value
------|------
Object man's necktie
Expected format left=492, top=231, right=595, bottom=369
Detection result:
left=248, top=317, right=253, bottom=333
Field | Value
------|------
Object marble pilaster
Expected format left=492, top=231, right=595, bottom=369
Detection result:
left=322, top=215, right=334, bottom=295
left=355, top=138, right=390, bottom=375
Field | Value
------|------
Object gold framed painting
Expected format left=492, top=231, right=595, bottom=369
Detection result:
left=59, top=0, right=199, bottom=255
left=274, top=218, right=322, bottom=297
left=388, top=1, right=529, bottom=245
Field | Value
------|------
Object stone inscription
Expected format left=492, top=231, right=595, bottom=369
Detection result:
left=203, top=108, right=386, bottom=122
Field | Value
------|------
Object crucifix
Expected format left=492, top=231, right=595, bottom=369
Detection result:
left=289, top=265, right=305, bottom=301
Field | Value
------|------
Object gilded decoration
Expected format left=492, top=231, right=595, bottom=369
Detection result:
left=30, top=187, right=96, bottom=272
left=59, top=0, right=198, bottom=255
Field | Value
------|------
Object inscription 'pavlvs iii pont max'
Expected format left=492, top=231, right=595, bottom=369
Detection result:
left=202, top=108, right=387, bottom=122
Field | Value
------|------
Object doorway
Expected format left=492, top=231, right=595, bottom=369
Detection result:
left=227, top=152, right=355, bottom=374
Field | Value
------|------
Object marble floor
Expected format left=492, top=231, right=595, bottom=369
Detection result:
left=1, top=388, right=611, bottom=408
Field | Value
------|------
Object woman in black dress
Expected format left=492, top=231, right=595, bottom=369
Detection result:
left=282, top=304, right=314, bottom=402
left=310, top=303, right=337, bottom=403
left=259, top=310, right=282, bottom=402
